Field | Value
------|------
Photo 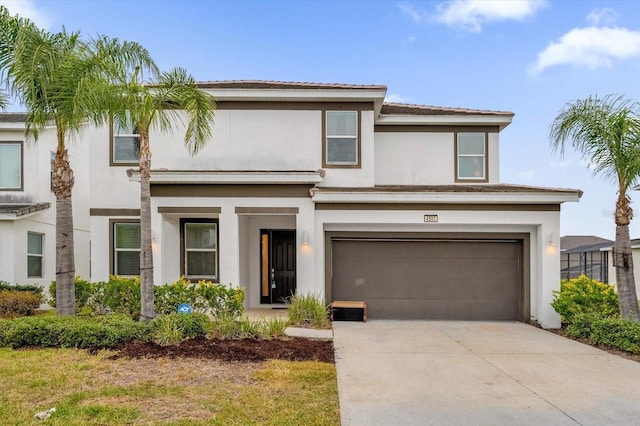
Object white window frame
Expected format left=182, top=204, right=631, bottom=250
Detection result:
left=456, top=132, right=487, bottom=181
left=27, top=232, right=44, bottom=278
left=111, top=121, right=140, bottom=165
left=0, top=141, right=23, bottom=190
left=113, top=222, right=141, bottom=276
left=325, top=111, right=359, bottom=166
left=183, top=221, right=218, bottom=281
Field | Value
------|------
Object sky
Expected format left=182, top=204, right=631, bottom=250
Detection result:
left=3, top=0, right=640, bottom=241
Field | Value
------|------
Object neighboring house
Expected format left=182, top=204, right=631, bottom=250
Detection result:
left=604, top=238, right=640, bottom=295
left=560, top=235, right=612, bottom=283
left=5, top=81, right=582, bottom=328
left=0, top=113, right=90, bottom=288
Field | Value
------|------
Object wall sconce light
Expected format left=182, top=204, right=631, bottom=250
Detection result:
left=302, top=230, right=310, bottom=246
left=548, top=231, right=557, bottom=247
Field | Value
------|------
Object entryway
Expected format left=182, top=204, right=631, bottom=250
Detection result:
left=260, top=229, right=296, bottom=304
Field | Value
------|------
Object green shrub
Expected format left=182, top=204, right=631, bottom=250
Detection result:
left=286, top=293, right=329, bottom=329
left=49, top=277, right=92, bottom=312
left=589, top=317, right=640, bottom=354
left=149, top=313, right=211, bottom=346
left=154, top=278, right=244, bottom=319
left=87, top=276, right=141, bottom=319
left=551, top=275, right=619, bottom=324
left=257, top=316, right=288, bottom=339
left=0, top=314, right=148, bottom=349
left=565, top=312, right=606, bottom=338
left=0, top=281, right=44, bottom=295
left=211, top=316, right=261, bottom=339
left=0, top=290, right=44, bottom=318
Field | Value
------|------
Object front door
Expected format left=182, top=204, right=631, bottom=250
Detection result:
left=260, top=229, right=296, bottom=304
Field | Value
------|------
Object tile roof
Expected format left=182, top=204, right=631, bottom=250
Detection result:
left=195, top=80, right=387, bottom=90
left=0, top=203, right=50, bottom=216
left=0, top=113, right=27, bottom=122
left=381, top=103, right=514, bottom=116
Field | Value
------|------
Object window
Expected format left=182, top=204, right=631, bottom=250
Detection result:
left=182, top=219, right=218, bottom=281
left=325, top=111, right=359, bottom=166
left=0, top=141, right=22, bottom=190
left=111, top=121, right=140, bottom=165
left=113, top=222, right=141, bottom=275
left=456, top=133, right=486, bottom=180
left=27, top=232, right=43, bottom=278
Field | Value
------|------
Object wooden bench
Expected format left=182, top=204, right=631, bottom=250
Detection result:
left=330, top=300, right=367, bottom=322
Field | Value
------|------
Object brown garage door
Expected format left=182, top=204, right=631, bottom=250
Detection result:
left=331, top=239, right=523, bottom=320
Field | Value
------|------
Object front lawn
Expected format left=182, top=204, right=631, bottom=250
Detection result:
left=0, top=348, right=339, bottom=425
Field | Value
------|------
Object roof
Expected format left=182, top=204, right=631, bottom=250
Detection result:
left=0, top=203, right=50, bottom=217
left=563, top=241, right=614, bottom=254
left=0, top=113, right=27, bottom=123
left=561, top=235, right=613, bottom=251
left=195, top=80, right=387, bottom=90
left=381, top=103, right=514, bottom=117
left=314, top=184, right=582, bottom=196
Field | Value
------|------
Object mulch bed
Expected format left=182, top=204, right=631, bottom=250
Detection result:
left=547, top=327, right=640, bottom=363
left=108, top=335, right=335, bottom=363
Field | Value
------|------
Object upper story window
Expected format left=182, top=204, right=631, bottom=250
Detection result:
left=111, top=121, right=140, bottom=165
left=0, top=141, right=23, bottom=190
left=324, top=111, right=359, bottom=167
left=113, top=221, right=141, bottom=276
left=456, top=133, right=487, bottom=181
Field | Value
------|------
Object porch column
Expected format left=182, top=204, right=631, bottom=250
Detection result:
left=219, top=207, right=240, bottom=287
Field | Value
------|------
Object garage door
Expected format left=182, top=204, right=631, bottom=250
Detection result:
left=331, top=239, right=523, bottom=320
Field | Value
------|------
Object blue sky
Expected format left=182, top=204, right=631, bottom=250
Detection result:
left=4, top=0, right=640, bottom=240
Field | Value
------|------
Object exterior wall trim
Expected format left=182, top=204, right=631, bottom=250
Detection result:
left=235, top=207, right=299, bottom=214
left=374, top=125, right=499, bottom=133
left=151, top=184, right=314, bottom=198
left=158, top=207, right=222, bottom=214
left=315, top=203, right=561, bottom=211
left=91, top=208, right=141, bottom=216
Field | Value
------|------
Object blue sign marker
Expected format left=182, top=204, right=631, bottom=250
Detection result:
left=177, top=303, right=192, bottom=314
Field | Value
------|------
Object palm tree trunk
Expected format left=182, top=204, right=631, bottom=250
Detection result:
left=52, top=146, right=75, bottom=316
left=614, top=192, right=640, bottom=321
left=139, top=132, right=155, bottom=321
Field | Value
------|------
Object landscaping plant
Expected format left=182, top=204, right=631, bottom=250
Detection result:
left=551, top=275, right=619, bottom=324
left=286, top=293, right=330, bottom=329
left=0, top=290, right=43, bottom=318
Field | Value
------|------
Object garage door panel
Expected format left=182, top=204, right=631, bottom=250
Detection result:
left=331, top=239, right=522, bottom=320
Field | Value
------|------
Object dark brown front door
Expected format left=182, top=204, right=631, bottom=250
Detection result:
left=260, top=230, right=296, bottom=304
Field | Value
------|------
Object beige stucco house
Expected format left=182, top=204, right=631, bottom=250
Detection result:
left=1, top=81, right=582, bottom=328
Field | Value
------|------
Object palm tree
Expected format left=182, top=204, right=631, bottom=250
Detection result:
left=550, top=94, right=640, bottom=321
left=0, top=7, right=155, bottom=314
left=109, top=67, right=216, bottom=321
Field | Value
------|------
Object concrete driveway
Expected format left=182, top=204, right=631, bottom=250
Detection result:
left=333, top=321, right=640, bottom=426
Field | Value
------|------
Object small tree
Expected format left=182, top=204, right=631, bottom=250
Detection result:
left=108, top=66, right=216, bottom=321
left=550, top=95, right=640, bottom=321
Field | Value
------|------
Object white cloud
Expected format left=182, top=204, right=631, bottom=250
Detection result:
left=399, top=3, right=428, bottom=24
left=518, top=170, right=535, bottom=180
left=432, top=0, right=546, bottom=33
left=550, top=160, right=573, bottom=168
left=532, top=25, right=640, bottom=73
left=385, top=94, right=411, bottom=103
left=0, top=0, right=52, bottom=29
left=586, top=8, right=618, bottom=26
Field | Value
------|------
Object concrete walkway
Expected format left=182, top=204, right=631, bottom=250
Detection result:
left=333, top=321, right=640, bottom=426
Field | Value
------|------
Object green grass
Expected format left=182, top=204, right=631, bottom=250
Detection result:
left=0, top=348, right=339, bottom=425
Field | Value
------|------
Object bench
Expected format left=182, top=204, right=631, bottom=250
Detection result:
left=330, top=300, right=367, bottom=322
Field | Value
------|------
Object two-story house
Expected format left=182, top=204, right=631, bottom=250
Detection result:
left=2, top=81, right=581, bottom=328
left=0, top=113, right=90, bottom=287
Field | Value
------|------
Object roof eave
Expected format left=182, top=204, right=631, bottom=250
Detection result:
left=311, top=191, right=581, bottom=204
left=375, top=114, right=514, bottom=130
left=128, top=170, right=325, bottom=185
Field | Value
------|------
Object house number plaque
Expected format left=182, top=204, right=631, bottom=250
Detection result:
left=424, top=214, right=438, bottom=223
